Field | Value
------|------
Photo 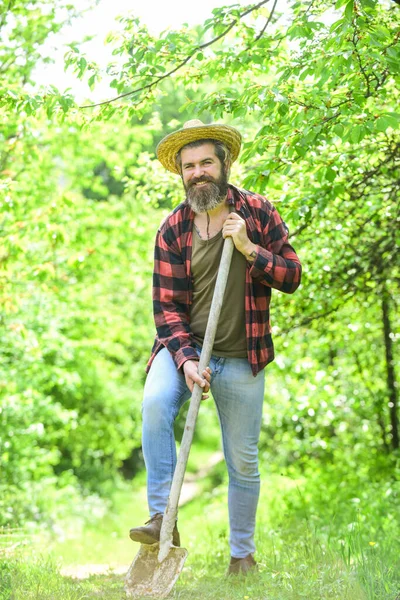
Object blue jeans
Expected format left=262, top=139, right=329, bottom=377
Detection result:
left=141, top=347, right=265, bottom=558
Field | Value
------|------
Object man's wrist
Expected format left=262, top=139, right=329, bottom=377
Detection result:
left=182, top=358, right=198, bottom=370
left=243, top=242, right=258, bottom=263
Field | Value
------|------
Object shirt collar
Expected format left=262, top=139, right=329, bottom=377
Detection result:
left=227, top=184, right=247, bottom=212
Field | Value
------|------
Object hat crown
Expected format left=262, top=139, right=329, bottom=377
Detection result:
left=156, top=120, right=242, bottom=174
left=183, top=119, right=205, bottom=129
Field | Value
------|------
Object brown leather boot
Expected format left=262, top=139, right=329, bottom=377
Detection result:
left=129, top=513, right=180, bottom=547
left=227, top=554, right=258, bottom=575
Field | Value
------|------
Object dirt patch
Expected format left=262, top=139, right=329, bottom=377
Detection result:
left=61, top=564, right=129, bottom=579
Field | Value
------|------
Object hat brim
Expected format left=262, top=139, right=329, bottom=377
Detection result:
left=156, top=124, right=242, bottom=174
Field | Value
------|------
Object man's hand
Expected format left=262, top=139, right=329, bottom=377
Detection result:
left=222, top=213, right=257, bottom=262
left=183, top=360, right=212, bottom=401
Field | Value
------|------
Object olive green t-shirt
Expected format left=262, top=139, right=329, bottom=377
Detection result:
left=190, top=226, right=247, bottom=358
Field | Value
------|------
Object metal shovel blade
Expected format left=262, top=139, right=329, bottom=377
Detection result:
left=124, top=543, right=188, bottom=599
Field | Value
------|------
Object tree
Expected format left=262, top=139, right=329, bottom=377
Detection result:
left=1, top=0, right=399, bottom=527
left=68, top=0, right=399, bottom=452
left=0, top=1, right=177, bottom=525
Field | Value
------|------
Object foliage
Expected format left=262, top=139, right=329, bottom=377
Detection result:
left=64, top=0, right=400, bottom=453
left=1, top=0, right=399, bottom=530
left=0, top=116, right=171, bottom=523
left=110, top=0, right=400, bottom=453
left=0, top=2, right=179, bottom=526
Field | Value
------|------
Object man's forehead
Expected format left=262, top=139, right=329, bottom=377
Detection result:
left=180, top=142, right=217, bottom=162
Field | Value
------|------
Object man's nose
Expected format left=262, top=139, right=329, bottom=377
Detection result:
left=192, top=164, right=205, bottom=178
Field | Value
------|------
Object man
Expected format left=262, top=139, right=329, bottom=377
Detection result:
left=129, top=119, right=302, bottom=574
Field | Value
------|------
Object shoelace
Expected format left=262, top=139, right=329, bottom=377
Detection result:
left=144, top=514, right=162, bottom=525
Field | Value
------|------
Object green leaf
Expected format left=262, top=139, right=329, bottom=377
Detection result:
left=294, top=145, right=307, bottom=157
left=344, top=0, right=354, bottom=21
left=386, top=48, right=399, bottom=59
left=375, top=115, right=398, bottom=132
left=333, top=123, right=344, bottom=138
left=325, top=167, right=337, bottom=183
left=88, top=74, right=96, bottom=90
left=330, top=17, right=346, bottom=33
left=232, top=106, right=247, bottom=118
left=385, top=112, right=400, bottom=121
left=350, top=124, right=367, bottom=143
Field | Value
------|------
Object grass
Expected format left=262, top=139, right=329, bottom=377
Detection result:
left=1, top=452, right=399, bottom=600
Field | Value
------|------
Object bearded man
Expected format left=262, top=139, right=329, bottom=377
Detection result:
left=129, top=120, right=302, bottom=575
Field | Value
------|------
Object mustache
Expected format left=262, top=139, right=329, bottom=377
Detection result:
left=187, top=176, right=215, bottom=188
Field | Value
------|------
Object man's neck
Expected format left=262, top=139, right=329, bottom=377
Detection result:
left=201, top=195, right=229, bottom=219
left=193, top=196, right=229, bottom=240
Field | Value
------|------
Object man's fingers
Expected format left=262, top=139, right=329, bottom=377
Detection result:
left=191, top=372, right=206, bottom=389
left=193, top=375, right=210, bottom=394
left=184, top=362, right=212, bottom=394
left=225, top=213, right=241, bottom=222
left=223, top=225, right=241, bottom=233
left=196, top=373, right=205, bottom=386
left=202, top=368, right=211, bottom=383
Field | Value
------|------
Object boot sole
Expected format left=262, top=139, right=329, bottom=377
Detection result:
left=129, top=530, right=180, bottom=547
left=129, top=530, right=159, bottom=545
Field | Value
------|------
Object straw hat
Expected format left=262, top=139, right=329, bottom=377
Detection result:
left=156, top=119, right=242, bottom=174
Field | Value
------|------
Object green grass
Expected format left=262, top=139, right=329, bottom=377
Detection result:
left=1, top=454, right=399, bottom=600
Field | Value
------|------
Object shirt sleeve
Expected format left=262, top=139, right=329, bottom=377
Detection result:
left=249, top=206, right=302, bottom=294
left=153, top=228, right=198, bottom=370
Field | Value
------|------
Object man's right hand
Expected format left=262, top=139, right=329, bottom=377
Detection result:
left=183, top=360, right=212, bottom=401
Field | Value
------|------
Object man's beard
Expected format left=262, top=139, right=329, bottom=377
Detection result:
left=184, top=170, right=229, bottom=214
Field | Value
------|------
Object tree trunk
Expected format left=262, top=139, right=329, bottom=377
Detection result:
left=382, top=289, right=399, bottom=450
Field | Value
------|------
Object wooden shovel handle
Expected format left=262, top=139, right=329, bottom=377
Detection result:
left=158, top=237, right=234, bottom=562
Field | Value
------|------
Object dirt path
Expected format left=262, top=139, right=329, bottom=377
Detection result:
left=60, top=450, right=224, bottom=580
left=61, top=563, right=128, bottom=579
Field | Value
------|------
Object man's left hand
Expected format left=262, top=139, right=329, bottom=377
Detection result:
left=222, top=213, right=257, bottom=261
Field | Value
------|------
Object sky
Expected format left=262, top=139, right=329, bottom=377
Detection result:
left=35, top=0, right=252, bottom=102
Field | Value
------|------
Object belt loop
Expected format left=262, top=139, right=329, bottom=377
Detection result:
left=216, top=356, right=225, bottom=375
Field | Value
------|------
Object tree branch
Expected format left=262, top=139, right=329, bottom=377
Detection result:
left=353, top=350, right=390, bottom=452
left=276, top=293, right=356, bottom=335
left=80, top=0, right=271, bottom=109
left=351, top=24, right=372, bottom=97
left=251, top=0, right=278, bottom=45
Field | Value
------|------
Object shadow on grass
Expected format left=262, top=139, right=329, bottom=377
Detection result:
left=62, top=572, right=126, bottom=599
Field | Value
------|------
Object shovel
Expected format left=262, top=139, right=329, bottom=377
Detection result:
left=125, top=237, right=234, bottom=599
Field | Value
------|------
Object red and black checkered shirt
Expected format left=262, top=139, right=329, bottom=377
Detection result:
left=146, top=184, right=302, bottom=376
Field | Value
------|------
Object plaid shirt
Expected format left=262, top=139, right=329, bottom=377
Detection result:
left=146, top=184, right=302, bottom=376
